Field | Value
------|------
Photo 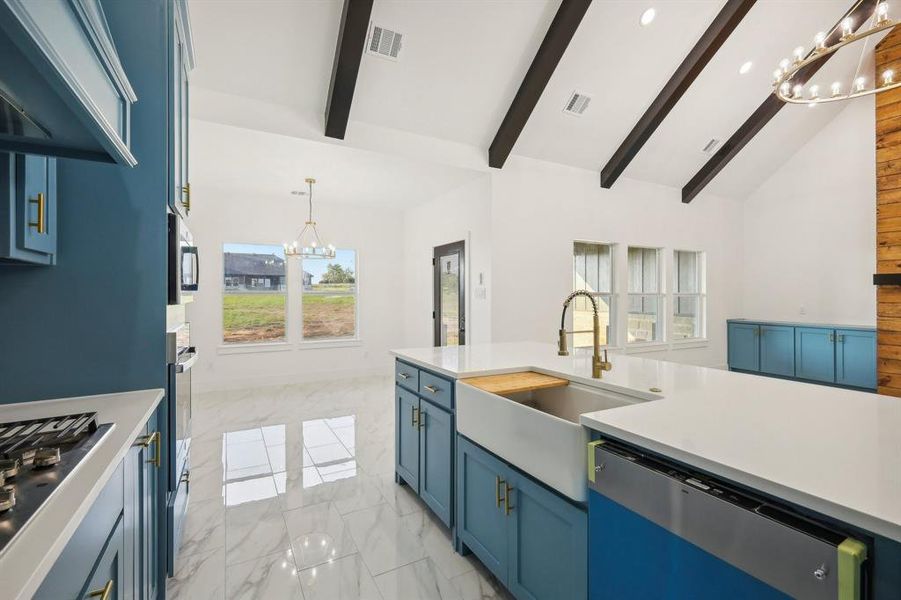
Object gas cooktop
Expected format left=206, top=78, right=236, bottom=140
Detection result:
left=0, top=412, right=111, bottom=555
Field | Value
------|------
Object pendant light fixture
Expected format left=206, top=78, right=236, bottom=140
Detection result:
left=284, top=177, right=336, bottom=259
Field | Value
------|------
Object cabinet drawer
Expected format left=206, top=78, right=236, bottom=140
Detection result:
left=34, top=462, right=125, bottom=599
left=419, top=371, right=454, bottom=411
left=395, top=360, right=419, bottom=392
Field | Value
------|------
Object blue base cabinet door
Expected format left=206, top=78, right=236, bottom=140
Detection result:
left=508, top=472, right=587, bottom=600
left=728, top=323, right=760, bottom=372
left=457, top=436, right=510, bottom=585
left=759, top=325, right=794, bottom=377
left=396, top=388, right=420, bottom=491
left=81, top=514, right=125, bottom=600
left=836, top=329, right=877, bottom=389
left=795, top=328, right=836, bottom=383
left=419, top=399, right=453, bottom=527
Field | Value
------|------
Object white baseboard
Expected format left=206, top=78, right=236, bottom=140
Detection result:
left=194, top=366, right=389, bottom=394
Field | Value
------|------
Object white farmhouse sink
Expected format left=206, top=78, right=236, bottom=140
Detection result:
left=456, top=379, right=646, bottom=502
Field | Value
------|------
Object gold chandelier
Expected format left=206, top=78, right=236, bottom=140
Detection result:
left=283, top=177, right=336, bottom=260
left=773, top=1, right=897, bottom=105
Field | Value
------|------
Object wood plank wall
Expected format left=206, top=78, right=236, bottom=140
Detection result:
left=876, top=27, right=901, bottom=396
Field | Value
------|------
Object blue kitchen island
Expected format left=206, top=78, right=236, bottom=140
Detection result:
left=392, top=342, right=901, bottom=600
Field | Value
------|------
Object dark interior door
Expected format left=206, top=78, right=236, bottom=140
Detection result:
left=433, top=241, right=465, bottom=346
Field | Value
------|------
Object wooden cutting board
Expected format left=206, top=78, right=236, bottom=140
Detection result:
left=461, top=371, right=569, bottom=395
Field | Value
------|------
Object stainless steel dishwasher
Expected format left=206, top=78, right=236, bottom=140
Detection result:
left=587, top=440, right=867, bottom=600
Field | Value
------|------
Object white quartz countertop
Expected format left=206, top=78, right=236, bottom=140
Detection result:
left=0, top=388, right=164, bottom=600
left=391, top=342, right=901, bottom=543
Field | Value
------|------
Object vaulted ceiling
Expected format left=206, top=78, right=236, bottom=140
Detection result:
left=188, top=0, right=879, bottom=202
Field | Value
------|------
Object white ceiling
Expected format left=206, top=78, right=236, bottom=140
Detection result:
left=190, top=119, right=482, bottom=210
left=188, top=0, right=878, bottom=201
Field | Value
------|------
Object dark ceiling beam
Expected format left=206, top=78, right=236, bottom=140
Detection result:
left=488, top=0, right=592, bottom=169
left=324, top=0, right=374, bottom=140
left=682, top=0, right=877, bottom=203
left=600, top=0, right=757, bottom=188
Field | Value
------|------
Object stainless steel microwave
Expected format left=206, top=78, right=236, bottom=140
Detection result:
left=168, top=211, right=198, bottom=304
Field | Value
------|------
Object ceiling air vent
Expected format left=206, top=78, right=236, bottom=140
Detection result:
left=702, top=138, right=722, bottom=155
left=563, top=91, right=591, bottom=116
left=367, top=23, right=403, bottom=60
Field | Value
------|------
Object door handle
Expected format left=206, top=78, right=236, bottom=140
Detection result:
left=423, top=385, right=439, bottom=394
left=28, top=192, right=45, bottom=234
left=411, top=407, right=419, bottom=428
left=398, top=372, right=411, bottom=380
left=137, top=431, right=161, bottom=468
left=495, top=476, right=505, bottom=508
left=418, top=410, right=426, bottom=430
left=88, top=579, right=113, bottom=600
left=181, top=182, right=191, bottom=212
left=504, top=483, right=515, bottom=515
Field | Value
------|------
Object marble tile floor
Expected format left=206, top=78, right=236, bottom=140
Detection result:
left=167, top=374, right=513, bottom=600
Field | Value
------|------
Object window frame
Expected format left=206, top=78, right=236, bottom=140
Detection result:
left=571, top=240, right=616, bottom=349
left=219, top=242, right=361, bottom=350
left=626, top=245, right=664, bottom=345
left=298, top=249, right=361, bottom=344
left=672, top=249, right=706, bottom=342
left=220, top=242, right=290, bottom=346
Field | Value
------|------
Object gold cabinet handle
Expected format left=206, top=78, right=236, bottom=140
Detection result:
left=137, top=431, right=161, bottom=468
left=181, top=182, right=191, bottom=212
left=495, top=476, right=505, bottom=508
left=88, top=579, right=113, bottom=599
left=180, top=470, right=190, bottom=484
left=504, top=483, right=514, bottom=515
left=423, top=385, right=439, bottom=394
left=411, top=407, right=419, bottom=428
left=28, top=192, right=45, bottom=234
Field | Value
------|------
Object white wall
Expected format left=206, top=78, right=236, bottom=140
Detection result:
left=488, top=157, right=745, bottom=368
left=188, top=126, right=406, bottom=392
left=402, top=175, right=493, bottom=347
left=741, top=99, right=876, bottom=326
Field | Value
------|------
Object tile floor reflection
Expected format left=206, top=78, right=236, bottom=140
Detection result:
left=167, top=374, right=511, bottom=600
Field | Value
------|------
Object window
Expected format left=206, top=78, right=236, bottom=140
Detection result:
left=302, top=249, right=358, bottom=340
left=222, top=243, right=287, bottom=344
left=627, top=247, right=662, bottom=343
left=572, top=242, right=613, bottom=347
left=673, top=250, right=705, bottom=340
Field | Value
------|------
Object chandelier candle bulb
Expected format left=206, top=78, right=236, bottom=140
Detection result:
left=841, top=17, right=853, bottom=38
left=814, top=32, right=827, bottom=51
left=809, top=84, right=819, bottom=99
left=831, top=81, right=841, bottom=97
left=793, top=46, right=805, bottom=62
left=792, top=84, right=803, bottom=98
left=877, top=1, right=889, bottom=24
left=855, top=77, right=866, bottom=92
left=885, top=69, right=895, bottom=86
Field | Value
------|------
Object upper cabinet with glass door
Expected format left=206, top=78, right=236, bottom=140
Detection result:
left=170, top=0, right=194, bottom=217
left=0, top=0, right=137, bottom=166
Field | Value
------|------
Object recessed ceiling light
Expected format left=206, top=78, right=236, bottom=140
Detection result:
left=639, top=8, right=656, bottom=26
left=739, top=61, right=753, bottom=75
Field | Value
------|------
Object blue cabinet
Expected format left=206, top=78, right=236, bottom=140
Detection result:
left=759, top=325, right=794, bottom=377
left=457, top=435, right=587, bottom=600
left=836, top=329, right=877, bottom=390
left=0, top=0, right=136, bottom=165
left=0, top=152, right=57, bottom=265
left=728, top=320, right=876, bottom=391
left=395, top=387, right=420, bottom=491
left=36, top=408, right=164, bottom=600
left=169, top=0, right=193, bottom=217
left=795, top=327, right=836, bottom=383
left=457, top=435, right=509, bottom=584
left=394, top=360, right=456, bottom=527
left=419, top=398, right=454, bottom=526
left=727, top=322, right=759, bottom=372
left=507, top=468, right=587, bottom=600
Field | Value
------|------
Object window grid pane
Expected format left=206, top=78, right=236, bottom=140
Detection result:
left=223, top=243, right=287, bottom=344
left=302, top=249, right=358, bottom=340
left=627, top=247, right=659, bottom=294
left=627, top=293, right=662, bottom=343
